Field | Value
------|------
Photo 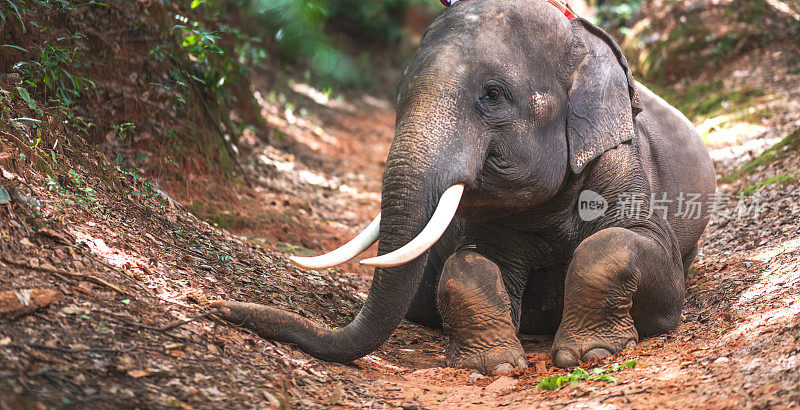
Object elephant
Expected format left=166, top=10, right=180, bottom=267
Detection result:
left=211, top=0, right=715, bottom=374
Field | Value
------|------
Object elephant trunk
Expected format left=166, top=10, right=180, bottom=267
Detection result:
left=213, top=86, right=472, bottom=362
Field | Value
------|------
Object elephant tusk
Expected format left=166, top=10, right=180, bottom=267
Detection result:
left=360, top=184, right=464, bottom=268
left=290, top=214, right=381, bottom=270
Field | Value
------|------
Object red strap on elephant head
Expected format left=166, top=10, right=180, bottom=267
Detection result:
left=439, top=0, right=577, bottom=20
left=546, top=0, right=577, bottom=20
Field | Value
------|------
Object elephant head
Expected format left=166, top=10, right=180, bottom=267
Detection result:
left=213, top=0, right=643, bottom=363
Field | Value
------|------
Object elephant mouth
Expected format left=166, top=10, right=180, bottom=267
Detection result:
left=290, top=184, right=465, bottom=269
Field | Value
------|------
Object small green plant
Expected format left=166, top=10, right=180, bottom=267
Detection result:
left=13, top=40, right=95, bottom=108
left=111, top=122, right=136, bottom=139
left=215, top=252, right=232, bottom=263
left=116, top=154, right=168, bottom=205
left=156, top=11, right=266, bottom=103
left=537, top=359, right=637, bottom=390
left=1, top=0, right=59, bottom=31
left=712, top=33, right=741, bottom=59
left=14, top=85, right=43, bottom=115
left=46, top=169, right=100, bottom=209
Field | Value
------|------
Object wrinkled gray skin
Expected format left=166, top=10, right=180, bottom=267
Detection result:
left=211, top=0, right=715, bottom=374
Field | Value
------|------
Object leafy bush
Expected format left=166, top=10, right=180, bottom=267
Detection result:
left=328, top=0, right=419, bottom=44
left=153, top=0, right=437, bottom=91
left=13, top=40, right=95, bottom=107
left=247, top=0, right=434, bottom=88
left=593, top=0, right=644, bottom=36
left=163, top=2, right=268, bottom=101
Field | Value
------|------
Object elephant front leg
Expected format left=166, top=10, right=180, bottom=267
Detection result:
left=438, top=250, right=527, bottom=374
left=552, top=227, right=685, bottom=367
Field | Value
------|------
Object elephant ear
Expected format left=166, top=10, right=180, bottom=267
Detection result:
left=566, top=18, right=644, bottom=174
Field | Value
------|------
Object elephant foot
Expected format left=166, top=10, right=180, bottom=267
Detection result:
left=438, top=250, right=528, bottom=375
left=552, top=228, right=642, bottom=368
left=446, top=334, right=526, bottom=374
left=552, top=327, right=637, bottom=368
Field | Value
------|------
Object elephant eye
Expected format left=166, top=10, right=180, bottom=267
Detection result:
left=477, top=82, right=511, bottom=115
left=482, top=87, right=501, bottom=102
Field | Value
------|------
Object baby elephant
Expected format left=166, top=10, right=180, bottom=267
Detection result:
left=212, top=0, right=715, bottom=374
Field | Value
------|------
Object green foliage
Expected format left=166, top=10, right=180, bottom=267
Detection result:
left=116, top=153, right=168, bottom=205
left=171, top=17, right=229, bottom=98
left=593, top=0, right=643, bottom=36
left=712, top=33, right=742, bottom=60
left=741, top=173, right=797, bottom=196
left=1, top=0, right=74, bottom=31
left=247, top=0, right=432, bottom=88
left=650, top=78, right=765, bottom=122
left=249, top=0, right=357, bottom=87
left=142, top=1, right=271, bottom=175
left=0, top=187, right=11, bottom=204
left=722, top=127, right=800, bottom=183
left=12, top=40, right=95, bottom=108
left=3, top=1, right=102, bottom=111
left=14, top=85, right=42, bottom=115
left=111, top=122, right=136, bottom=139
left=148, top=2, right=269, bottom=106
left=537, top=360, right=637, bottom=390
left=46, top=169, right=100, bottom=209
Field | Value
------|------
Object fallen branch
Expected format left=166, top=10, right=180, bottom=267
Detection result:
left=138, top=347, right=216, bottom=363
left=119, top=308, right=219, bottom=332
left=18, top=342, right=140, bottom=354
left=1, top=257, right=127, bottom=295
left=13, top=342, right=213, bottom=363
left=603, top=387, right=650, bottom=403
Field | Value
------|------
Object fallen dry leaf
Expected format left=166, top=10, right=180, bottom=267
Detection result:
left=127, top=368, right=161, bottom=378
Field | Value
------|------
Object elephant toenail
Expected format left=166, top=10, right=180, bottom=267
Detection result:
left=516, top=357, right=528, bottom=369
left=493, top=363, right=513, bottom=374
left=584, top=348, right=612, bottom=361
left=626, top=340, right=636, bottom=350
left=554, top=349, right=578, bottom=368
left=469, top=372, right=484, bottom=383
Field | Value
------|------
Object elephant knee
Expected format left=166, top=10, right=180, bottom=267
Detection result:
left=568, top=228, right=641, bottom=295
left=439, top=251, right=502, bottom=297
left=437, top=250, right=510, bottom=329
left=568, top=228, right=684, bottom=335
